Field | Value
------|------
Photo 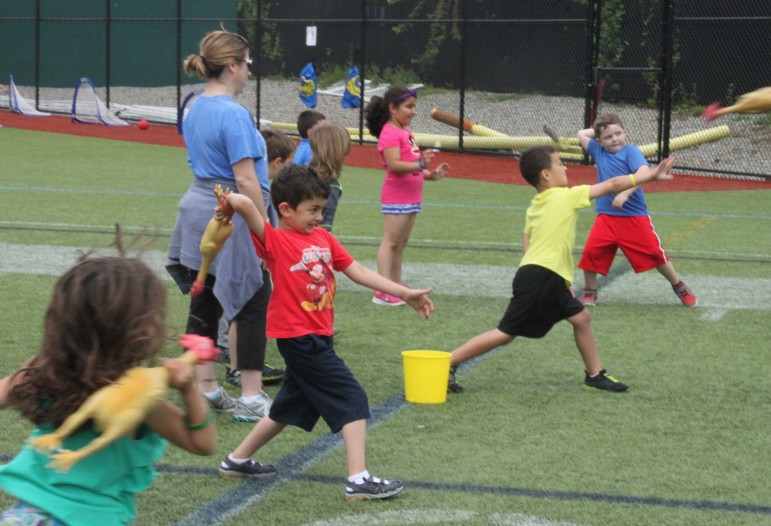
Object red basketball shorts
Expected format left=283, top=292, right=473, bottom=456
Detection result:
left=578, top=214, right=670, bottom=275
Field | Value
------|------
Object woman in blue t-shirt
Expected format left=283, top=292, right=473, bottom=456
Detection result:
left=166, top=29, right=277, bottom=424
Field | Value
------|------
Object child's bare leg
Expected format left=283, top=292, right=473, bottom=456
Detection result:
left=567, top=309, right=601, bottom=374
left=196, top=362, right=219, bottom=394
left=450, top=329, right=514, bottom=367
left=341, top=419, right=367, bottom=476
left=231, top=416, right=286, bottom=458
left=655, top=261, right=680, bottom=286
left=583, top=270, right=598, bottom=290
left=376, top=214, right=417, bottom=283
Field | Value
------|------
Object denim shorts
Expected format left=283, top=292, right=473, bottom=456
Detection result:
left=1, top=501, right=66, bottom=526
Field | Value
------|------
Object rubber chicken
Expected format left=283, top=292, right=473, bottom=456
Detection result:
left=30, top=334, right=219, bottom=472
left=190, top=185, right=233, bottom=297
left=702, top=86, right=771, bottom=120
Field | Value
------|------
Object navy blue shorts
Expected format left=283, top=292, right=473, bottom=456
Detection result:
left=270, top=334, right=370, bottom=433
left=497, top=265, right=584, bottom=338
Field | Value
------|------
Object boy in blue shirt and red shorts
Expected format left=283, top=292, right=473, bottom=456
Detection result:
left=577, top=113, right=697, bottom=308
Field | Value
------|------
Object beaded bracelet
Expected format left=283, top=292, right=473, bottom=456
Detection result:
left=418, top=159, right=426, bottom=171
left=184, top=408, right=213, bottom=431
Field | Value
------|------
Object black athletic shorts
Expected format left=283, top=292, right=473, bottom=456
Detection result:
left=497, top=265, right=584, bottom=339
left=271, top=334, right=370, bottom=433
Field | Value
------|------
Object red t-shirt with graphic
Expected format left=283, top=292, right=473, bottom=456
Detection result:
left=251, top=222, right=355, bottom=338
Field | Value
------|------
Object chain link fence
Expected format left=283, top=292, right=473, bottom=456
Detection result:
left=1, top=0, right=768, bottom=178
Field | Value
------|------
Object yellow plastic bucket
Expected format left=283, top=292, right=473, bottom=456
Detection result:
left=401, top=350, right=451, bottom=404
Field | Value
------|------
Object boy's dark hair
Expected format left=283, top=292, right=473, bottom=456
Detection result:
left=296, top=110, right=326, bottom=138
left=520, top=145, right=557, bottom=188
left=10, top=256, right=167, bottom=427
left=261, top=128, right=296, bottom=162
left=271, top=164, right=330, bottom=210
left=364, top=85, right=415, bottom=138
left=592, top=113, right=624, bottom=138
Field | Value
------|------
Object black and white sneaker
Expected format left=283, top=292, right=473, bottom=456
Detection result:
left=218, top=456, right=277, bottom=478
left=345, top=475, right=404, bottom=500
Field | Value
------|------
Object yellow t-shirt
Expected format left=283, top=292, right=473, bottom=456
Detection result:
left=520, top=185, right=591, bottom=286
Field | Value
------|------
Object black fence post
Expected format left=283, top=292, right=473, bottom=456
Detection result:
left=458, top=0, right=467, bottom=153
left=358, top=0, right=367, bottom=145
left=658, top=0, right=675, bottom=161
left=35, top=0, right=41, bottom=110
left=255, top=0, right=262, bottom=126
left=105, top=0, right=111, bottom=107
left=583, top=0, right=601, bottom=132
left=176, top=0, right=182, bottom=113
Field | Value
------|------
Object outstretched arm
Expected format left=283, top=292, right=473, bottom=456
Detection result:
left=342, top=262, right=434, bottom=319
left=589, top=156, right=675, bottom=200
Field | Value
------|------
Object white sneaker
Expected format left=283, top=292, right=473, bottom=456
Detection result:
left=204, top=387, right=236, bottom=413
left=233, top=391, right=272, bottom=423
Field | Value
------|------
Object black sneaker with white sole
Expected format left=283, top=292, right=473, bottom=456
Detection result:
left=345, top=475, right=404, bottom=500
left=219, top=457, right=277, bottom=478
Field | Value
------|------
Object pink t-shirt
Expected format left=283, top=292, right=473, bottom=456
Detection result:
left=251, top=222, right=355, bottom=339
left=377, top=123, right=424, bottom=205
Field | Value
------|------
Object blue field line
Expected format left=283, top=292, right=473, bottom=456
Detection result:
left=298, top=474, right=771, bottom=515
left=168, top=392, right=410, bottom=526
left=167, top=353, right=494, bottom=526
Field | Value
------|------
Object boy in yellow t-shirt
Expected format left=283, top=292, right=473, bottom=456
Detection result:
left=448, top=145, right=675, bottom=394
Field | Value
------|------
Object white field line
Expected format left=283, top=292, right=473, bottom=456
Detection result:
left=2, top=242, right=770, bottom=312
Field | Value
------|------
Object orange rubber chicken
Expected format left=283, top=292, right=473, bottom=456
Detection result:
left=190, top=185, right=234, bottom=297
left=30, top=335, right=219, bottom=473
left=702, top=86, right=771, bottom=120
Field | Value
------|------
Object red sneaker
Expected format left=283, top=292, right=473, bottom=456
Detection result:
left=579, top=288, right=597, bottom=306
left=673, top=281, right=697, bottom=307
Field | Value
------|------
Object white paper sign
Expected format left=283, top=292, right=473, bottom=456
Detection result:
left=306, top=26, right=317, bottom=47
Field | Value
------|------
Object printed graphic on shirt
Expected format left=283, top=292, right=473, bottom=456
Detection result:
left=289, top=245, right=337, bottom=312
left=408, top=134, right=421, bottom=174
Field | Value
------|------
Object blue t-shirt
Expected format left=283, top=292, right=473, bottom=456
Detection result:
left=587, top=139, right=649, bottom=216
left=183, top=95, right=270, bottom=192
left=293, top=138, right=312, bottom=165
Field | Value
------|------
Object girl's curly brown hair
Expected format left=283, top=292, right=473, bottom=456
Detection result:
left=10, top=256, right=167, bottom=428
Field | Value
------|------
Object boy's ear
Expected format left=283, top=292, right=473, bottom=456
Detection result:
left=277, top=202, right=293, bottom=217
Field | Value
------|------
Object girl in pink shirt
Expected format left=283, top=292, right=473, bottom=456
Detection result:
left=364, top=86, right=449, bottom=306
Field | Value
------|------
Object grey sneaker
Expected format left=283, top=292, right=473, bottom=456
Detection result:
left=204, top=387, right=236, bottom=413
left=232, top=391, right=272, bottom=423
left=219, top=456, right=277, bottom=478
left=345, top=475, right=405, bottom=500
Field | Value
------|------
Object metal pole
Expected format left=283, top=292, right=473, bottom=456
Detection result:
left=458, top=0, right=468, bottom=152
left=658, top=0, right=675, bottom=161
left=583, top=0, right=602, bottom=162
left=255, top=0, right=262, bottom=127
left=357, top=0, right=367, bottom=145
left=176, top=0, right=182, bottom=113
left=35, top=0, right=40, bottom=109
left=105, top=0, right=111, bottom=107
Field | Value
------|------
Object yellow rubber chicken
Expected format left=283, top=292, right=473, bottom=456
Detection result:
left=702, top=87, right=771, bottom=120
left=30, top=335, right=219, bottom=472
left=190, top=185, right=233, bottom=297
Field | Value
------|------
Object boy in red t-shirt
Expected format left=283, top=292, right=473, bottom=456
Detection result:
left=215, top=164, right=433, bottom=500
